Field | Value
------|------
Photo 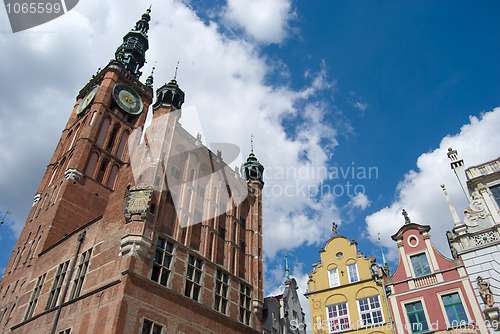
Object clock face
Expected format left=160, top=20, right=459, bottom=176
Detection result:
left=112, top=83, right=143, bottom=115
left=76, top=85, right=99, bottom=115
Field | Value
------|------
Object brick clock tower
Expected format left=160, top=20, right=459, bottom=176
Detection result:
left=0, top=9, right=264, bottom=334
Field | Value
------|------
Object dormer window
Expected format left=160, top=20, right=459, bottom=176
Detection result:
left=410, top=253, right=431, bottom=277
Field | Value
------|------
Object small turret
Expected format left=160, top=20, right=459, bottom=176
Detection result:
left=244, top=136, right=264, bottom=185
left=154, top=64, right=185, bottom=111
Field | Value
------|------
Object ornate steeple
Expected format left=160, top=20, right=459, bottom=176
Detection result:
left=115, top=7, right=151, bottom=78
left=244, top=136, right=264, bottom=185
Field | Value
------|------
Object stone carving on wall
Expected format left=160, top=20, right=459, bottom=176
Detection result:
left=477, top=276, right=495, bottom=308
left=463, top=192, right=487, bottom=228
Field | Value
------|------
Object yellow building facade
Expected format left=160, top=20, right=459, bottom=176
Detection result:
left=305, top=225, right=393, bottom=334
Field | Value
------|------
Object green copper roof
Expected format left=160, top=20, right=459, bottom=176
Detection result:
left=114, top=8, right=151, bottom=78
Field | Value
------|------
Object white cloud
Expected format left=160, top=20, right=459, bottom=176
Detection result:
left=349, top=192, right=371, bottom=210
left=365, top=108, right=500, bottom=262
left=223, top=0, right=295, bottom=44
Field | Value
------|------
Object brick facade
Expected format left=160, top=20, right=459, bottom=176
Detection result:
left=0, top=11, right=264, bottom=334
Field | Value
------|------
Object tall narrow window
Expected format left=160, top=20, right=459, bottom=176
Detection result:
left=239, top=284, right=252, bottom=325
left=46, top=260, right=70, bottom=309
left=405, top=301, right=429, bottom=333
left=184, top=255, right=203, bottom=301
left=96, top=118, right=110, bottom=147
left=95, top=159, right=109, bottom=184
left=85, top=152, right=99, bottom=178
left=106, top=124, right=120, bottom=151
left=151, top=237, right=174, bottom=287
left=190, top=223, right=201, bottom=251
left=358, top=296, right=383, bottom=327
left=442, top=293, right=468, bottom=325
left=327, top=302, right=350, bottom=333
left=70, top=248, right=92, bottom=300
left=214, top=270, right=229, bottom=314
left=24, top=274, right=46, bottom=320
left=141, top=319, right=163, bottom=334
left=116, top=131, right=129, bottom=160
left=106, top=165, right=120, bottom=189
left=347, top=263, right=359, bottom=283
left=328, top=268, right=340, bottom=288
left=410, top=253, right=431, bottom=277
left=69, top=124, right=80, bottom=149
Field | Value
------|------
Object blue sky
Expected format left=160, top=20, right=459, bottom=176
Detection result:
left=1, top=0, right=500, bottom=327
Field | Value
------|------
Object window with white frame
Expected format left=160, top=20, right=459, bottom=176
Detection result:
left=326, top=302, right=350, bottom=333
left=410, top=253, right=431, bottom=277
left=328, top=268, right=340, bottom=288
left=441, top=293, right=468, bottom=326
left=358, top=296, right=383, bottom=326
left=141, top=319, right=163, bottom=334
left=347, top=263, right=359, bottom=283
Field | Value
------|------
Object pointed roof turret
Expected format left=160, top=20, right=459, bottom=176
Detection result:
left=115, top=7, right=151, bottom=78
left=244, top=135, right=264, bottom=185
left=154, top=63, right=185, bottom=110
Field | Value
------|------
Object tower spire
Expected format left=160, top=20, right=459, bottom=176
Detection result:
left=115, top=8, right=151, bottom=78
left=146, top=62, right=156, bottom=88
left=244, top=136, right=264, bottom=185
left=441, top=184, right=462, bottom=226
left=447, top=147, right=470, bottom=202
left=378, top=233, right=387, bottom=265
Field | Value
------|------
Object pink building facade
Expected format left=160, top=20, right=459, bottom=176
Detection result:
left=386, top=212, right=488, bottom=334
